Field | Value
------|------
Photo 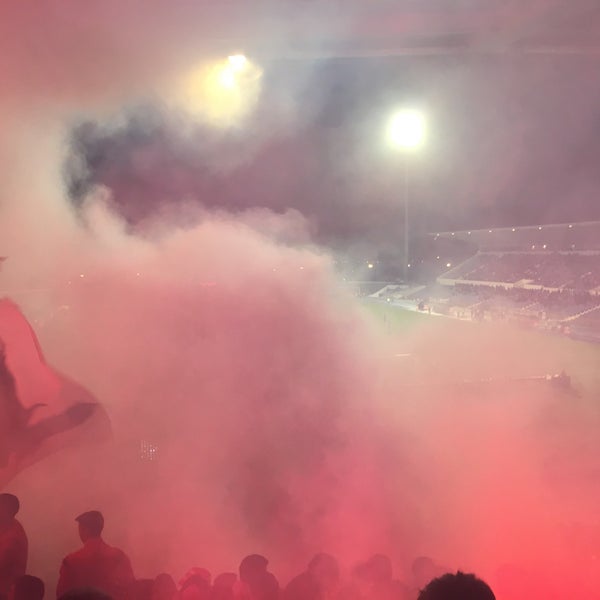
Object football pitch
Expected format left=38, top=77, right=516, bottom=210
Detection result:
left=363, top=300, right=600, bottom=397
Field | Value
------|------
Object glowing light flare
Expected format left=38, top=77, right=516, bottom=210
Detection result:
left=387, top=109, right=426, bottom=149
left=177, top=55, right=262, bottom=127
left=218, top=68, right=236, bottom=89
left=228, top=54, right=247, bottom=70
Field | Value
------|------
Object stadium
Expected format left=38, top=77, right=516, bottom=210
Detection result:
left=366, top=221, right=600, bottom=342
left=1, top=3, right=600, bottom=600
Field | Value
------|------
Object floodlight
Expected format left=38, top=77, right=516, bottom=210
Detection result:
left=387, top=109, right=426, bottom=149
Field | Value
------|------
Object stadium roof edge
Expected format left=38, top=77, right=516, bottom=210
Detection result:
left=429, top=220, right=600, bottom=237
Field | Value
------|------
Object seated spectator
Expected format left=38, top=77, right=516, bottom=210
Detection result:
left=284, top=553, right=339, bottom=600
left=236, top=556, right=278, bottom=600
left=56, top=511, right=134, bottom=600
left=10, top=575, right=44, bottom=600
left=417, top=572, right=495, bottom=600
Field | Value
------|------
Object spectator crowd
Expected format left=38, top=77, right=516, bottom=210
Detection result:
left=449, top=252, right=600, bottom=291
left=0, top=494, right=496, bottom=600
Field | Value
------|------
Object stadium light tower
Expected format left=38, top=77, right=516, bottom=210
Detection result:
left=386, top=108, right=426, bottom=283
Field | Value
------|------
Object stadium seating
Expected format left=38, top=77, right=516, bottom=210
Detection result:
left=444, top=252, right=600, bottom=291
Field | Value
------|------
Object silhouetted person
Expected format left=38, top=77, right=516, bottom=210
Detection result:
left=236, top=556, right=278, bottom=600
left=56, top=511, right=134, bottom=600
left=152, top=574, right=177, bottom=600
left=10, top=575, right=44, bottom=600
left=417, top=572, right=495, bottom=600
left=0, top=494, right=27, bottom=597
left=211, top=574, right=236, bottom=600
left=284, top=554, right=339, bottom=600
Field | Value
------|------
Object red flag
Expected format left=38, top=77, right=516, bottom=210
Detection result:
left=0, top=299, right=110, bottom=488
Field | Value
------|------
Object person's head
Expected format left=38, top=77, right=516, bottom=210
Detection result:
left=75, top=511, right=104, bottom=543
left=307, top=554, right=339, bottom=590
left=10, top=576, right=44, bottom=600
left=0, top=494, right=19, bottom=527
left=239, top=555, right=268, bottom=584
left=417, top=572, right=496, bottom=600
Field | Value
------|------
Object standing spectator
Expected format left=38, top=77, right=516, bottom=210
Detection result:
left=0, top=494, right=27, bottom=597
left=56, top=511, right=134, bottom=600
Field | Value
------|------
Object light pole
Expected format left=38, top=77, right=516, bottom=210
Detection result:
left=386, top=109, right=426, bottom=283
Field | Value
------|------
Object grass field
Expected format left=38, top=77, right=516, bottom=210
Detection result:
left=362, top=300, right=600, bottom=397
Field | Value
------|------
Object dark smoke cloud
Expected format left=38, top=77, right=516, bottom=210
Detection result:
left=62, top=55, right=600, bottom=265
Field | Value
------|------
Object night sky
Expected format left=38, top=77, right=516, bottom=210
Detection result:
left=65, top=52, right=600, bottom=254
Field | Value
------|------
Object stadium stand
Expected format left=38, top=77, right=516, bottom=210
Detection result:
left=392, top=222, right=600, bottom=342
left=442, top=251, right=600, bottom=291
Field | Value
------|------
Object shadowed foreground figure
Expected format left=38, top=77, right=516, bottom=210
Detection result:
left=10, top=575, right=44, bottom=600
left=56, top=511, right=134, bottom=600
left=0, top=494, right=27, bottom=597
left=417, top=572, right=495, bottom=600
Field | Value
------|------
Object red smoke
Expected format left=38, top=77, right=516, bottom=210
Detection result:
left=0, top=205, right=597, bottom=599
left=0, top=5, right=599, bottom=599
